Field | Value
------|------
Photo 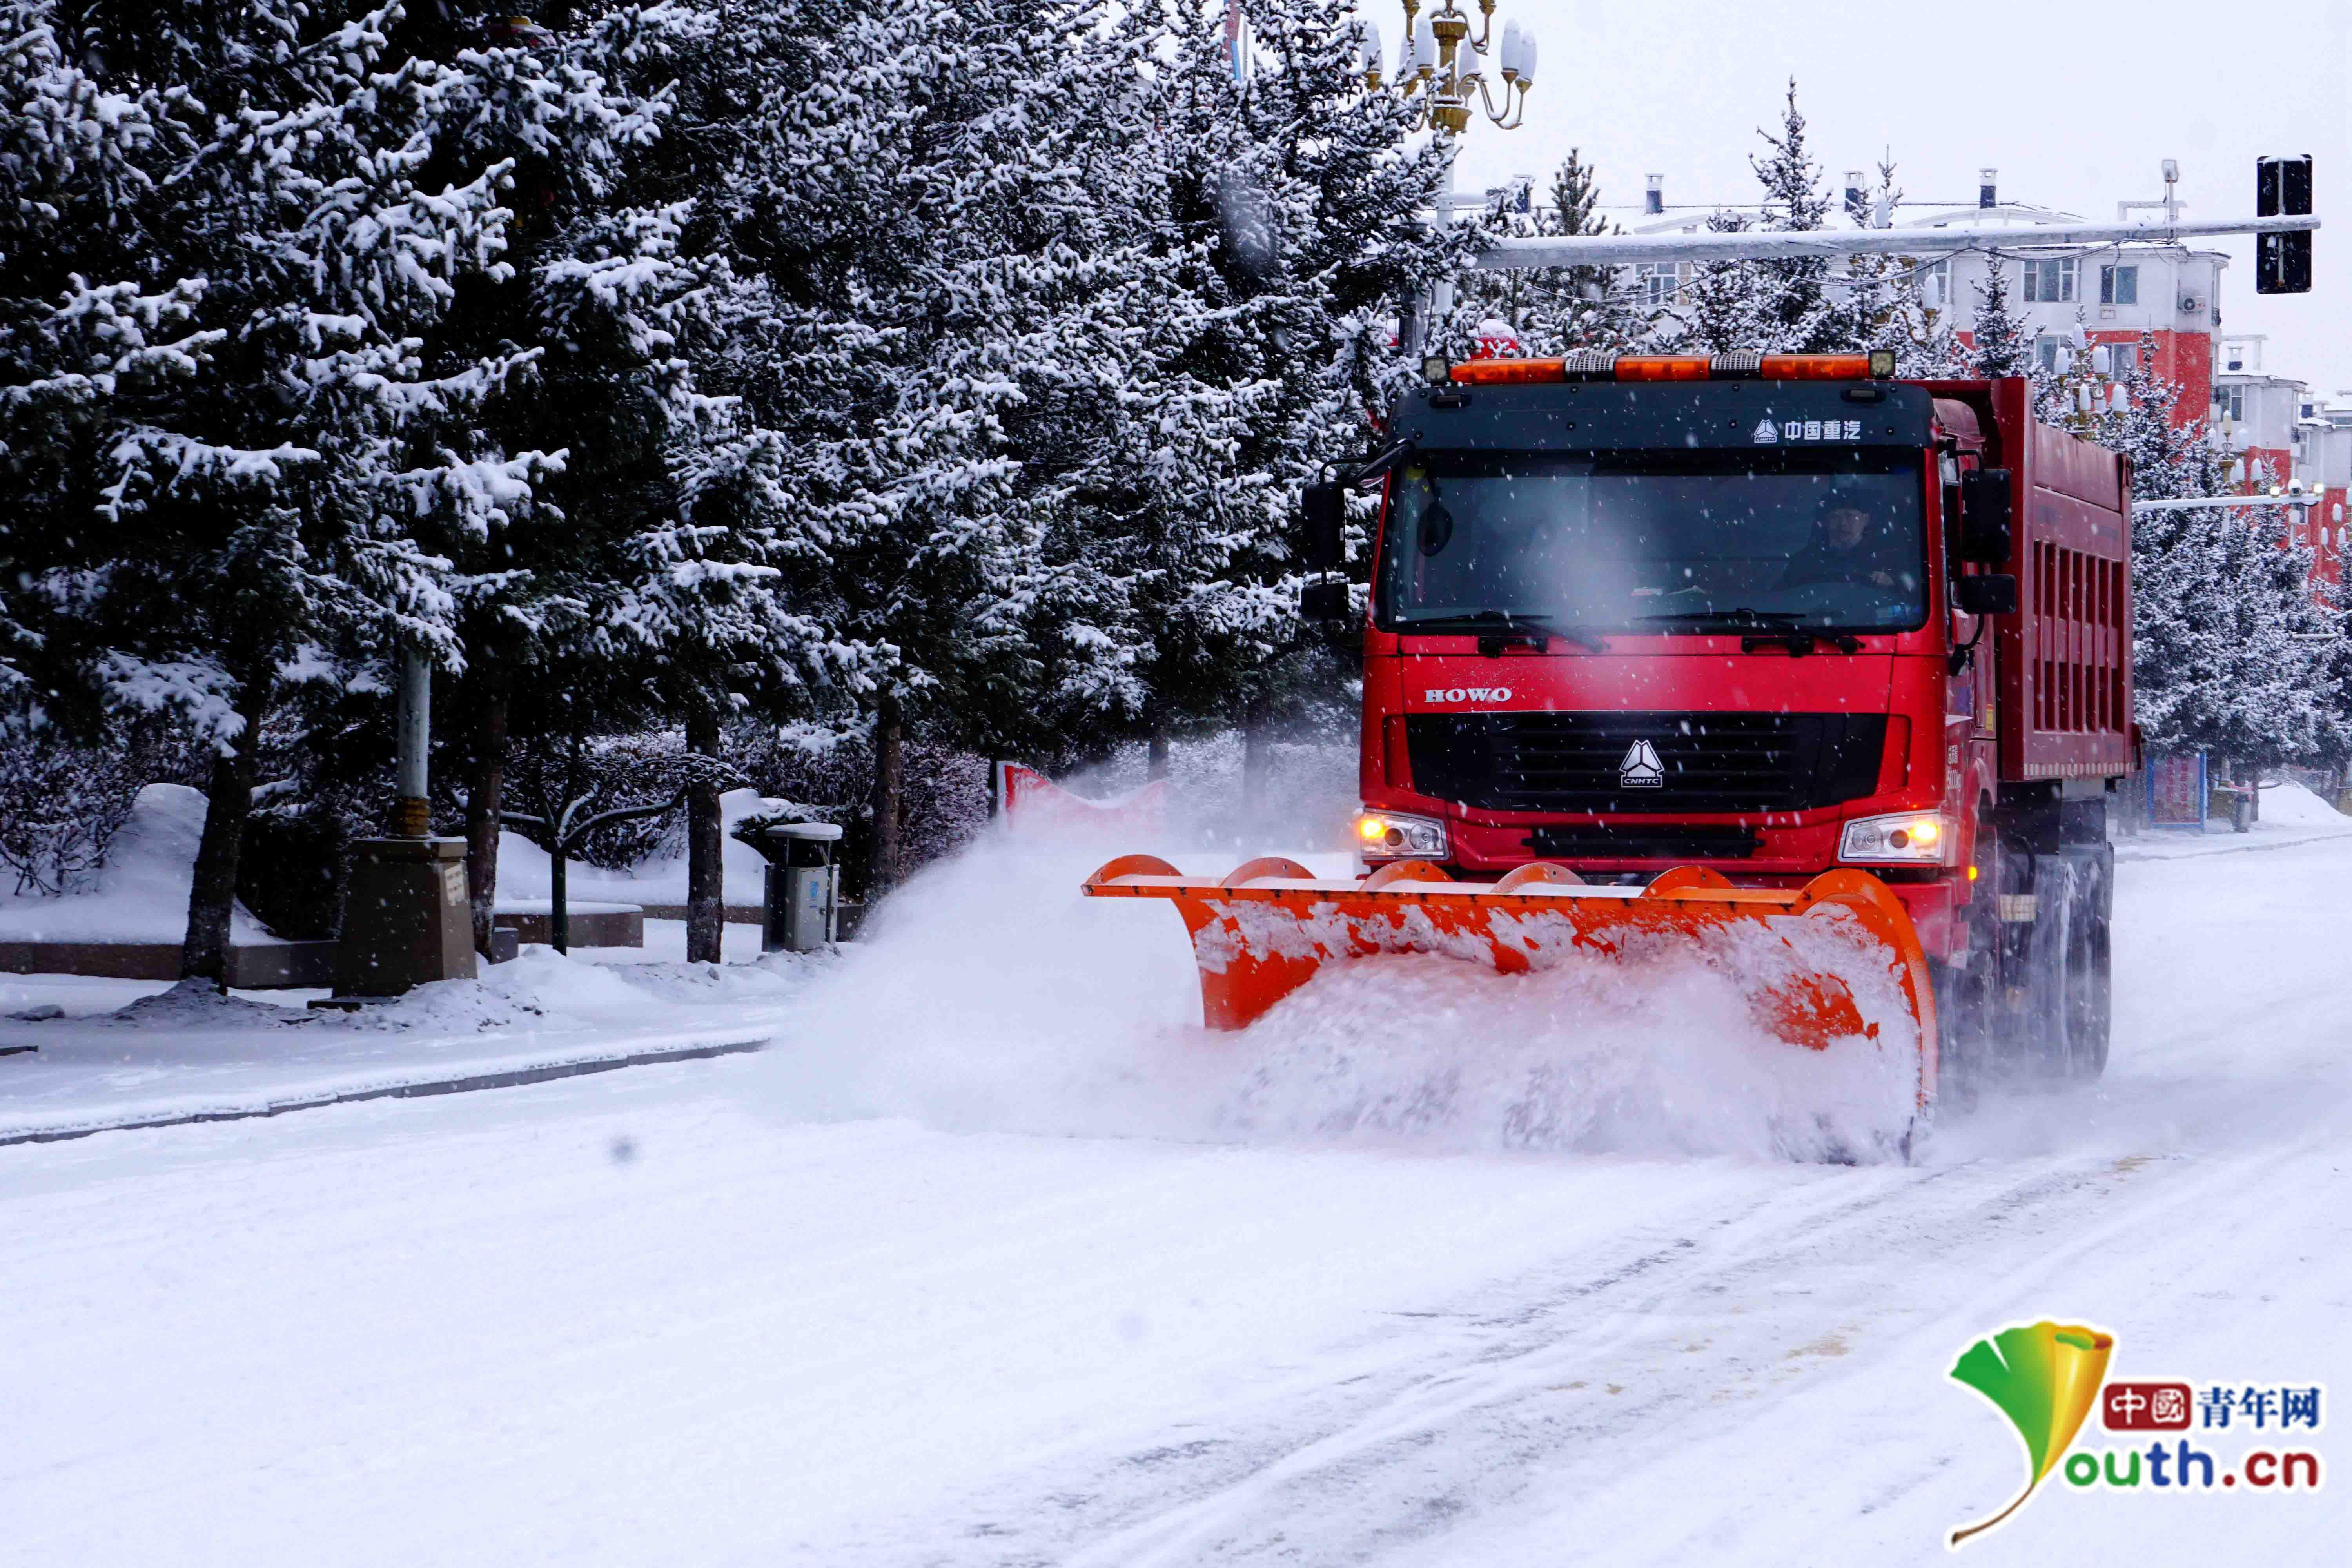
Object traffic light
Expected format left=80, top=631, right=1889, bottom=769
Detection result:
left=2256, top=155, right=2313, bottom=295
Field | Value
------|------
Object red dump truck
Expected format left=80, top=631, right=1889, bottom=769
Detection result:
left=1327, top=354, right=2131, bottom=1091
left=1081, top=352, right=2132, bottom=1122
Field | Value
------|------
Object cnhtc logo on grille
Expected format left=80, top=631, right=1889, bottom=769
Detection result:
left=1618, top=739, right=1665, bottom=788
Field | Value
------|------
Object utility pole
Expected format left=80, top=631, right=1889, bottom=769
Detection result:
left=2116, top=159, right=2184, bottom=224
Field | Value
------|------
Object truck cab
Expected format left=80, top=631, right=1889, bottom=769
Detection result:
left=1324, top=353, right=2130, bottom=1087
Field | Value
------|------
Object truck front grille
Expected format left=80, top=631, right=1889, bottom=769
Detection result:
left=1405, top=711, right=1888, bottom=817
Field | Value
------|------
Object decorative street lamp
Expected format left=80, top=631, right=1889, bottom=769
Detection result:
left=1349, top=4, right=1538, bottom=350
left=1356, top=0, right=1537, bottom=134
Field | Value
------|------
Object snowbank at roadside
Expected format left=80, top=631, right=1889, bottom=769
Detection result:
left=0, top=945, right=828, bottom=1143
left=0, top=784, right=809, bottom=955
left=2118, top=777, right=2352, bottom=860
left=2252, top=777, right=2346, bottom=824
left=0, top=785, right=279, bottom=944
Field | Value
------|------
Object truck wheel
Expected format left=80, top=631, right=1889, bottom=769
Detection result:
left=2060, top=846, right=2112, bottom=1082
left=2018, top=849, right=2110, bottom=1084
left=1935, top=813, right=2003, bottom=1104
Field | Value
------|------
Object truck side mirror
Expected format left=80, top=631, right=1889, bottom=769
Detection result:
left=1301, top=482, right=1345, bottom=573
left=1958, top=469, right=2014, bottom=563
left=1300, top=580, right=1351, bottom=621
left=1955, top=573, right=2017, bottom=617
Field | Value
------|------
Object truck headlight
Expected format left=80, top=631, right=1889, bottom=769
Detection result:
left=1354, top=809, right=1449, bottom=861
left=1838, top=811, right=1951, bottom=864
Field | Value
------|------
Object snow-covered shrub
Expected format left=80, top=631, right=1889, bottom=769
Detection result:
left=0, top=719, right=201, bottom=896
left=475, top=724, right=987, bottom=897
left=492, top=732, right=720, bottom=871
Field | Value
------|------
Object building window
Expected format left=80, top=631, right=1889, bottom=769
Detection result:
left=2219, top=385, right=2246, bottom=422
left=1922, top=260, right=1951, bottom=309
left=2105, top=341, right=2138, bottom=379
left=2036, top=335, right=2064, bottom=374
left=2023, top=257, right=2077, bottom=304
left=2099, top=263, right=2138, bottom=305
left=1634, top=262, right=1690, bottom=307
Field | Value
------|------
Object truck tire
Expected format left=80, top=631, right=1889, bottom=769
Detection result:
left=2059, top=844, right=2112, bottom=1082
left=1934, top=810, right=2004, bottom=1106
left=2018, top=846, right=2112, bottom=1083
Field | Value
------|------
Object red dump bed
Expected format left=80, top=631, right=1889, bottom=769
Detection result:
left=1980, top=380, right=2135, bottom=784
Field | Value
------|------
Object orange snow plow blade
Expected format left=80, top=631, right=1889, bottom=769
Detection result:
left=1083, top=857, right=1937, bottom=1104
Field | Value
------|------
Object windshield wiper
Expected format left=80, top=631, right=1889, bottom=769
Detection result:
left=1394, top=610, right=1608, bottom=654
left=1632, top=606, right=1861, bottom=655
left=1737, top=629, right=1861, bottom=656
left=1632, top=607, right=1809, bottom=627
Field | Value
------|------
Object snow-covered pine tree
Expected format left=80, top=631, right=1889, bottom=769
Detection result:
left=897, top=0, right=1438, bottom=822
left=2309, top=582, right=2352, bottom=792
left=1655, top=84, right=1847, bottom=358
left=2133, top=500, right=2331, bottom=773
left=1665, top=211, right=1770, bottom=356
left=668, top=0, right=1082, bottom=892
left=849, top=0, right=1146, bottom=868
left=1463, top=148, right=1650, bottom=357
left=1746, top=78, right=1842, bottom=353
left=2, top=0, right=539, bottom=984
left=1839, top=157, right=1967, bottom=376
left=0, top=1, right=201, bottom=714
left=2091, top=333, right=2333, bottom=771
left=1054, top=0, right=1461, bottom=789
left=1966, top=258, right=2032, bottom=377
left=398, top=2, right=823, bottom=958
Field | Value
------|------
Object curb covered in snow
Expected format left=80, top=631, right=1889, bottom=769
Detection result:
left=0, top=1036, right=768, bottom=1148
left=2112, top=825, right=2352, bottom=862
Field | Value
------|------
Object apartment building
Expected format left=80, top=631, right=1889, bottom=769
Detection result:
left=1624, top=171, right=2227, bottom=426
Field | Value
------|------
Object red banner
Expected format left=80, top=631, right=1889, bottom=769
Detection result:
left=995, top=762, right=1170, bottom=841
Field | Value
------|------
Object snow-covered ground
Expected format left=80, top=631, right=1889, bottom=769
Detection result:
left=2, top=831, right=2347, bottom=1564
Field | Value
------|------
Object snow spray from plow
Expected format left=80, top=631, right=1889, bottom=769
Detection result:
left=1083, top=856, right=1938, bottom=1112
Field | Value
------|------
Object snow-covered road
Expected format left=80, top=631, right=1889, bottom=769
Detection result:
left=4, top=835, right=2347, bottom=1565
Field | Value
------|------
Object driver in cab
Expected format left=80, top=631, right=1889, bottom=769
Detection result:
left=1781, top=497, right=1913, bottom=593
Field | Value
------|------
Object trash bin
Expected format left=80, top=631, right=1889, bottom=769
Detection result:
left=757, top=822, right=843, bottom=952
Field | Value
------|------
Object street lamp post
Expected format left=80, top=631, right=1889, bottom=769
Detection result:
left=1357, top=2, right=1539, bottom=351
left=322, top=641, right=477, bottom=1004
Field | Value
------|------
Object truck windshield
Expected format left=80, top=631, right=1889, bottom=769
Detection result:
left=1377, top=449, right=1927, bottom=633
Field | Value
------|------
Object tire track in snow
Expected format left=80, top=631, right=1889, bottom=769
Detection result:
left=962, top=1132, right=2325, bottom=1567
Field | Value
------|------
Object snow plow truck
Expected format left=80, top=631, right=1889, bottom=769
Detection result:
left=1085, top=353, right=2133, bottom=1116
